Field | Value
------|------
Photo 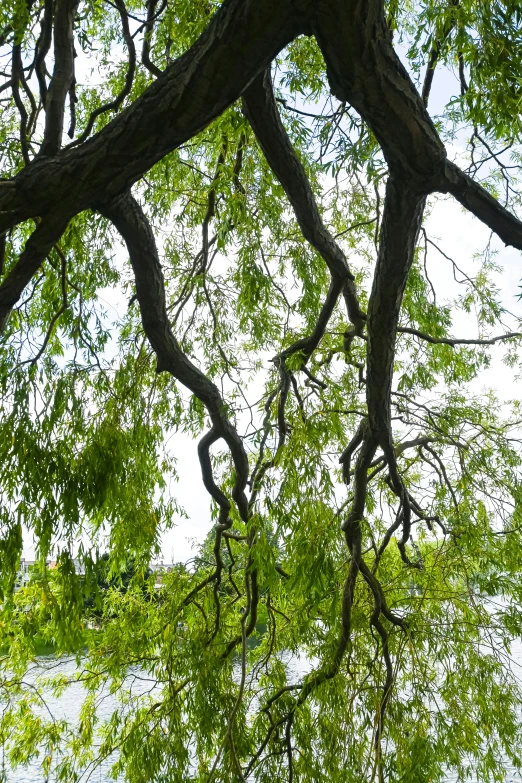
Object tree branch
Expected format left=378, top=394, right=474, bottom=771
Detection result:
left=98, top=192, right=249, bottom=524
left=0, top=218, right=69, bottom=334
left=277, top=276, right=344, bottom=363
left=421, top=1, right=459, bottom=107
left=40, top=0, right=79, bottom=157
left=142, top=0, right=163, bottom=78
left=0, top=0, right=308, bottom=233
left=365, top=176, right=425, bottom=558
left=312, top=0, right=446, bottom=186
left=70, top=0, right=136, bottom=146
left=366, top=177, right=425, bottom=454
left=21, top=245, right=68, bottom=365
left=11, top=42, right=30, bottom=165
left=242, top=69, right=364, bottom=331
left=397, top=326, right=522, bottom=347
left=441, top=160, right=522, bottom=250
left=34, top=0, right=53, bottom=108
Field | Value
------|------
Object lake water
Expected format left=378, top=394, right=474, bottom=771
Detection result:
left=2, top=656, right=127, bottom=783
left=3, top=649, right=522, bottom=782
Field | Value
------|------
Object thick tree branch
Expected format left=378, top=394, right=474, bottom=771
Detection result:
left=366, top=178, right=425, bottom=453
left=0, top=0, right=308, bottom=232
left=312, top=0, right=446, bottom=186
left=441, top=161, right=522, bottom=250
left=365, top=177, right=425, bottom=560
left=1, top=0, right=520, bottom=285
left=242, top=69, right=364, bottom=330
left=313, top=0, right=522, bottom=258
left=0, top=218, right=69, bottom=333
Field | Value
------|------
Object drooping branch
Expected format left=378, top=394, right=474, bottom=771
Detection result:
left=295, top=429, right=378, bottom=702
left=21, top=244, right=69, bottom=365
left=34, top=0, right=54, bottom=107
left=278, top=277, right=344, bottom=363
left=142, top=0, right=163, bottom=79
left=242, top=69, right=364, bottom=331
left=40, top=0, right=79, bottom=157
left=100, top=192, right=268, bottom=651
left=339, top=416, right=371, bottom=486
left=11, top=42, right=30, bottom=165
left=201, top=141, right=227, bottom=273
left=69, top=0, right=136, bottom=147
left=421, top=0, right=459, bottom=107
left=243, top=68, right=371, bottom=494
left=98, top=192, right=249, bottom=525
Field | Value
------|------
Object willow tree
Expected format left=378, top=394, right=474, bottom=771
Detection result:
left=2, top=0, right=522, bottom=780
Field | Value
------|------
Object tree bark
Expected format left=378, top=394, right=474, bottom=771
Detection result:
left=312, top=0, right=446, bottom=187
left=366, top=178, right=425, bottom=450
left=40, top=0, right=79, bottom=157
left=0, top=0, right=309, bottom=232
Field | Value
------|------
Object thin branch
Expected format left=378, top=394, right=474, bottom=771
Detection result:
left=421, top=1, right=459, bottom=107
left=21, top=247, right=68, bottom=365
left=141, top=0, right=164, bottom=78
left=68, top=0, right=136, bottom=146
left=11, top=42, right=30, bottom=164
left=34, top=0, right=53, bottom=107
left=397, top=326, right=522, bottom=347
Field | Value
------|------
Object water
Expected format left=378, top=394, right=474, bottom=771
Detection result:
left=2, top=656, right=130, bottom=783
left=3, top=649, right=522, bottom=782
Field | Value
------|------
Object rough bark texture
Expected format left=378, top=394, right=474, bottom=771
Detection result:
left=0, top=0, right=309, bottom=232
left=311, top=0, right=446, bottom=187
left=366, top=179, right=425, bottom=449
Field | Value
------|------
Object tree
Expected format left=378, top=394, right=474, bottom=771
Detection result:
left=1, top=0, right=522, bottom=779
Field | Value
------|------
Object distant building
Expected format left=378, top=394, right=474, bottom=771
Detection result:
left=15, top=558, right=85, bottom=590
left=150, top=561, right=175, bottom=587
left=15, top=558, right=175, bottom=591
